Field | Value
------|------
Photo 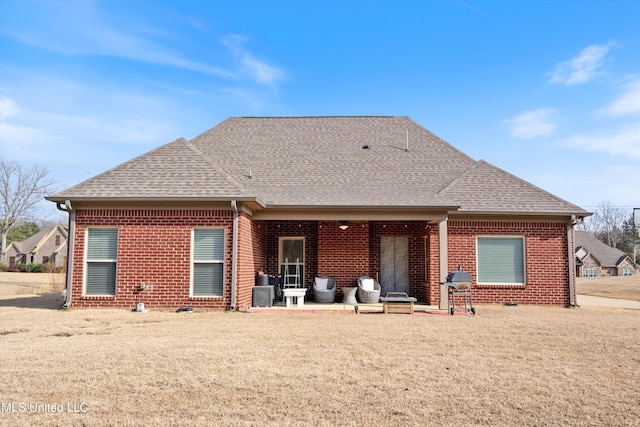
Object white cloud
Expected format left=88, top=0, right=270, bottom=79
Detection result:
left=221, top=34, right=284, bottom=85
left=563, top=121, right=640, bottom=158
left=599, top=76, right=640, bottom=116
left=548, top=42, right=615, bottom=86
left=503, top=108, right=559, bottom=139
left=0, top=96, right=20, bottom=119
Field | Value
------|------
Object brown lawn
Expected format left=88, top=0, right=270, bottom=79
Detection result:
left=576, top=275, right=640, bottom=302
left=0, top=274, right=639, bottom=426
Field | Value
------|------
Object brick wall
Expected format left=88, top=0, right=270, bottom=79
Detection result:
left=236, top=214, right=266, bottom=310
left=317, top=221, right=370, bottom=297
left=71, top=209, right=233, bottom=310
left=445, top=220, right=570, bottom=306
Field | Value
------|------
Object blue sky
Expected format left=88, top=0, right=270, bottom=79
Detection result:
left=1, top=0, right=639, bottom=221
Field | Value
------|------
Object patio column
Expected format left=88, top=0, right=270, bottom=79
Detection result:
left=438, top=219, right=448, bottom=309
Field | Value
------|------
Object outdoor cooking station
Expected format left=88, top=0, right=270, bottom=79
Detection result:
left=441, top=267, right=476, bottom=315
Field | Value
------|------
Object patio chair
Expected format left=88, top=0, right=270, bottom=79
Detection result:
left=357, top=276, right=381, bottom=304
left=313, top=275, right=336, bottom=303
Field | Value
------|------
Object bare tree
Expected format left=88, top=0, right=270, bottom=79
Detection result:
left=1, top=160, right=55, bottom=263
left=590, top=200, right=628, bottom=248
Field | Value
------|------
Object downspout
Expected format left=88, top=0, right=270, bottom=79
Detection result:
left=230, top=200, right=239, bottom=310
left=56, top=200, right=75, bottom=309
left=567, top=215, right=580, bottom=307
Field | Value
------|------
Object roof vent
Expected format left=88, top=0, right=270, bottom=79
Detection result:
left=362, top=144, right=369, bottom=150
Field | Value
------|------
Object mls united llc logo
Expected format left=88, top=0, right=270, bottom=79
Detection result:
left=1, top=401, right=89, bottom=413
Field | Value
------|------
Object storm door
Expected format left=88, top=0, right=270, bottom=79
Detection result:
left=380, top=236, right=409, bottom=296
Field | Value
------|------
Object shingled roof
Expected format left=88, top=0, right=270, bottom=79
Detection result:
left=575, top=231, right=630, bottom=267
left=48, top=116, right=588, bottom=216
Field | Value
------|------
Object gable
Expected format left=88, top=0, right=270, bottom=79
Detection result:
left=574, top=231, right=628, bottom=267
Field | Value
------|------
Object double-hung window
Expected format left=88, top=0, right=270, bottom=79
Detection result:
left=85, top=228, right=118, bottom=295
left=476, top=236, right=525, bottom=285
left=192, top=228, right=225, bottom=296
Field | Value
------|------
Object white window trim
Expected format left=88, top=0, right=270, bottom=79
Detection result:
left=83, top=227, right=118, bottom=296
left=476, top=235, right=526, bottom=286
left=190, top=227, right=225, bottom=297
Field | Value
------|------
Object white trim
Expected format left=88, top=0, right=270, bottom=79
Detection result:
left=190, top=227, right=226, bottom=297
left=83, top=227, right=119, bottom=296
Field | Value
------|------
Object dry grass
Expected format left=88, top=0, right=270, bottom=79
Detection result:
left=576, top=275, right=640, bottom=302
left=1, top=298, right=639, bottom=426
left=1, top=273, right=639, bottom=425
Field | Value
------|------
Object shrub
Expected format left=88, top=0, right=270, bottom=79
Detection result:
left=25, top=263, right=43, bottom=273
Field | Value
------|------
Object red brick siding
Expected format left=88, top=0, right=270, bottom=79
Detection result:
left=445, top=220, right=570, bottom=306
left=317, top=221, right=370, bottom=297
left=235, top=214, right=266, bottom=310
left=71, top=209, right=233, bottom=310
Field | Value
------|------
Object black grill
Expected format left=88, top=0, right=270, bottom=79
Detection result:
left=442, top=266, right=475, bottom=315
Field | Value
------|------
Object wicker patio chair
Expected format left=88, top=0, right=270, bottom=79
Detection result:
left=313, top=275, right=336, bottom=303
left=357, top=276, right=381, bottom=304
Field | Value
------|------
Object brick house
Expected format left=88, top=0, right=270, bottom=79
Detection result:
left=2, top=224, right=68, bottom=269
left=46, top=116, right=590, bottom=310
left=575, top=231, right=639, bottom=277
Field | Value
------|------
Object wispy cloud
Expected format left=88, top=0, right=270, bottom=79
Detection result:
left=2, top=1, right=229, bottom=78
left=548, top=42, right=615, bottom=86
left=221, top=34, right=284, bottom=85
left=0, top=96, right=20, bottom=119
left=599, top=76, right=640, bottom=116
left=563, top=121, right=640, bottom=159
left=503, top=108, right=559, bottom=139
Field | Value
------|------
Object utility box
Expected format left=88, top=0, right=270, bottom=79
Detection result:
left=252, top=286, right=274, bottom=307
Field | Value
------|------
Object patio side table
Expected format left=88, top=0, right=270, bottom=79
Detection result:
left=342, top=287, right=358, bottom=304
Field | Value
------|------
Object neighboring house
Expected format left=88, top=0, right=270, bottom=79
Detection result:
left=46, top=116, right=590, bottom=310
left=2, top=224, right=68, bottom=268
left=575, top=231, right=639, bottom=277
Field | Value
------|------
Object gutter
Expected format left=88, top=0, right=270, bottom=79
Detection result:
left=567, top=215, right=582, bottom=307
left=230, top=200, right=239, bottom=310
left=56, top=200, right=75, bottom=309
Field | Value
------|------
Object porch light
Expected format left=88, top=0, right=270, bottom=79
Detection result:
left=339, top=221, right=349, bottom=230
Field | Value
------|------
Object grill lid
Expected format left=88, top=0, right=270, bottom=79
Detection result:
left=446, top=270, right=472, bottom=283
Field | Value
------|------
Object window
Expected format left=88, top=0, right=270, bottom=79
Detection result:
left=192, top=228, right=225, bottom=296
left=584, top=268, right=597, bottom=277
left=279, top=237, right=304, bottom=287
left=55, top=235, right=61, bottom=246
left=622, top=267, right=632, bottom=276
left=476, top=236, right=525, bottom=284
left=85, top=228, right=118, bottom=295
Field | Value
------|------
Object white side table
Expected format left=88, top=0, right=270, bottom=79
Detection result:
left=282, top=288, right=307, bottom=308
left=342, top=287, right=358, bottom=304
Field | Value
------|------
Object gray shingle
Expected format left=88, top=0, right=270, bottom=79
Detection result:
left=48, top=116, right=589, bottom=215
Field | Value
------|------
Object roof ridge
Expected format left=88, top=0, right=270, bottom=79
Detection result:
left=437, top=160, right=482, bottom=194
left=181, top=139, right=247, bottom=196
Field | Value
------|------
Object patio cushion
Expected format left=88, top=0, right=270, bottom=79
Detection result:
left=315, top=277, right=328, bottom=290
left=360, top=278, right=375, bottom=291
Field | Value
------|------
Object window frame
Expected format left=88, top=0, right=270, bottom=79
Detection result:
left=191, top=227, right=226, bottom=297
left=84, top=227, right=119, bottom=296
left=476, top=235, right=526, bottom=285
